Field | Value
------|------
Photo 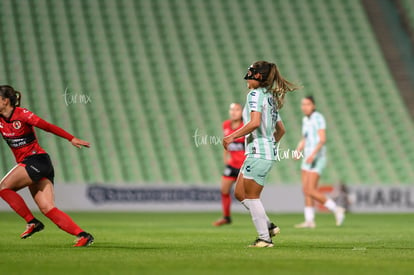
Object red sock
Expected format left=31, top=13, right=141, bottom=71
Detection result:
left=0, top=189, right=35, bottom=222
left=222, top=193, right=231, bottom=218
left=45, top=207, right=83, bottom=236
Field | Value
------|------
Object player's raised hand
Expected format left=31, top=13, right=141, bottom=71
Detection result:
left=71, top=137, right=90, bottom=148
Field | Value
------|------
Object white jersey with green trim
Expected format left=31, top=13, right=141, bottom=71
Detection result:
left=302, top=111, right=326, bottom=158
left=243, top=87, right=279, bottom=160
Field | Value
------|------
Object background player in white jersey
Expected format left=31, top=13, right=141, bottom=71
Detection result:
left=295, top=96, right=345, bottom=228
left=223, top=60, right=298, bottom=247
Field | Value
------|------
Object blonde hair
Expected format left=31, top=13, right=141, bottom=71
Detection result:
left=252, top=61, right=300, bottom=109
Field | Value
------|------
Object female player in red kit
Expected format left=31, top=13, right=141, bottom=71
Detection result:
left=0, top=85, right=94, bottom=247
left=213, top=103, right=246, bottom=226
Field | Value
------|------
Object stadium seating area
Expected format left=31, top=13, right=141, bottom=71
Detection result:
left=0, top=0, right=413, bottom=185
left=402, top=0, right=414, bottom=29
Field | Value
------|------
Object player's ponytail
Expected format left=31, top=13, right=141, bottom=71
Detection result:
left=0, top=85, right=22, bottom=107
left=250, top=61, right=300, bottom=109
left=14, top=90, right=22, bottom=107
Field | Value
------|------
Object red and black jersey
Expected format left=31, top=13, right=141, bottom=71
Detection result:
left=0, top=107, right=74, bottom=163
left=223, top=120, right=246, bottom=169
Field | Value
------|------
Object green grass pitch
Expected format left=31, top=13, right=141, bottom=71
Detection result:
left=0, top=212, right=413, bottom=275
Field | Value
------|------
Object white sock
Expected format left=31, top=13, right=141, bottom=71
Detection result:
left=242, top=200, right=272, bottom=228
left=304, top=207, right=315, bottom=222
left=265, top=213, right=271, bottom=228
left=243, top=199, right=271, bottom=242
left=245, top=199, right=271, bottom=228
left=324, top=199, right=337, bottom=212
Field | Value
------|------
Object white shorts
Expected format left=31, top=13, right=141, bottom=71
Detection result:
left=301, top=156, right=326, bottom=175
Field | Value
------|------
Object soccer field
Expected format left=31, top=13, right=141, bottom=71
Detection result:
left=0, top=212, right=413, bottom=275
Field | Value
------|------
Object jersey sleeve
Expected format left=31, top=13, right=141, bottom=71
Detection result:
left=302, top=117, right=307, bottom=137
left=222, top=121, right=227, bottom=132
left=247, top=89, right=264, bottom=113
left=316, top=113, right=326, bottom=130
left=19, top=108, right=41, bottom=125
left=277, top=113, right=282, bottom=122
left=22, top=108, right=74, bottom=141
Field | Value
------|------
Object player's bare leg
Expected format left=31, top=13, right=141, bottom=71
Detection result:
left=0, top=165, right=44, bottom=238
left=296, top=170, right=345, bottom=227
left=308, top=171, right=345, bottom=226
left=236, top=173, right=279, bottom=239
left=30, top=179, right=94, bottom=247
left=241, top=178, right=274, bottom=247
left=296, top=170, right=316, bottom=228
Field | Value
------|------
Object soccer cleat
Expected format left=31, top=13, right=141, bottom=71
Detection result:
left=335, top=207, right=346, bottom=226
left=294, top=221, right=316, bottom=229
left=73, top=232, right=94, bottom=247
left=21, top=219, right=45, bottom=239
left=269, top=222, right=280, bottom=237
left=212, top=217, right=231, bottom=227
left=248, top=238, right=274, bottom=248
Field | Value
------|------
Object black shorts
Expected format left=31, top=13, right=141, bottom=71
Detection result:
left=19, top=154, right=55, bottom=183
left=222, top=164, right=240, bottom=179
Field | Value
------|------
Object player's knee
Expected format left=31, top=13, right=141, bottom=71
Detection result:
left=0, top=183, right=16, bottom=192
left=0, top=179, right=10, bottom=190
left=308, top=189, right=320, bottom=199
left=234, top=190, right=244, bottom=202
left=221, top=187, right=230, bottom=195
left=302, top=187, right=311, bottom=196
left=38, top=203, right=55, bottom=214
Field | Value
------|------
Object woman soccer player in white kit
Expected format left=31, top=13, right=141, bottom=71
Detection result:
left=295, top=96, right=345, bottom=228
left=223, top=61, right=297, bottom=247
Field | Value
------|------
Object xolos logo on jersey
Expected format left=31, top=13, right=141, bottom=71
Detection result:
left=12, top=120, right=22, bottom=130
